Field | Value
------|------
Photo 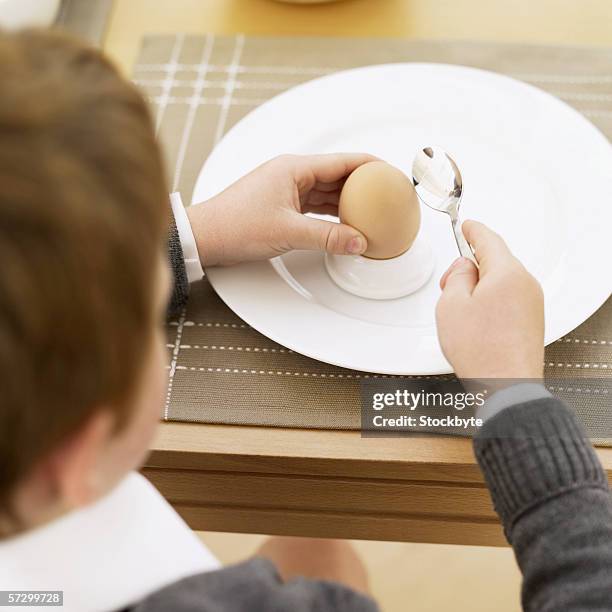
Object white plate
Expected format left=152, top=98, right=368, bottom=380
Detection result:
left=193, top=64, right=612, bottom=375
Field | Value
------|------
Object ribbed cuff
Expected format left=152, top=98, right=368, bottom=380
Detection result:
left=167, top=214, right=190, bottom=317
left=474, top=398, right=609, bottom=536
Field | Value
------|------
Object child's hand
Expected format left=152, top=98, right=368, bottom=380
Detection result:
left=436, top=221, right=545, bottom=380
left=187, top=153, right=376, bottom=267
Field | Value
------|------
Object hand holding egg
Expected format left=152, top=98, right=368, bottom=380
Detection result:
left=188, top=153, right=373, bottom=266
left=326, top=160, right=435, bottom=299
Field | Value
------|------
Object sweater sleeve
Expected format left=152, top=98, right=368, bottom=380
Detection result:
left=473, top=398, right=612, bottom=611
left=128, top=557, right=379, bottom=612
left=167, top=212, right=190, bottom=318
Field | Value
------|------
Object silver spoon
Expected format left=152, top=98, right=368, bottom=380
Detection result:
left=411, top=146, right=477, bottom=265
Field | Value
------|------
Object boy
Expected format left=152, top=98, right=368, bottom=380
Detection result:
left=1, top=29, right=611, bottom=611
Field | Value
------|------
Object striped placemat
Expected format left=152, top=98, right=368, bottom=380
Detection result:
left=55, top=0, right=113, bottom=45
left=133, top=35, right=612, bottom=440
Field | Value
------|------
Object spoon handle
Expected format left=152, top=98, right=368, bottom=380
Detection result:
left=451, top=217, right=478, bottom=266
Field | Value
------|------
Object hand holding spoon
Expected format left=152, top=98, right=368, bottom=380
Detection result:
left=411, top=146, right=477, bottom=265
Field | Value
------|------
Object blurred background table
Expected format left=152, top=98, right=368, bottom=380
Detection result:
left=101, top=0, right=612, bottom=546
left=104, top=0, right=612, bottom=74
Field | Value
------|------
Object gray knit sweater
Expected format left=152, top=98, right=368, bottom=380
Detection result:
left=475, top=399, right=612, bottom=610
left=167, top=216, right=190, bottom=317
left=151, top=224, right=612, bottom=611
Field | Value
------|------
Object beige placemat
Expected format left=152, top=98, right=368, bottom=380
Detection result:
left=55, top=0, right=113, bottom=45
left=133, top=35, right=612, bottom=439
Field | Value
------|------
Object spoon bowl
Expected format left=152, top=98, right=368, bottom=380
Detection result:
left=411, top=146, right=477, bottom=264
left=412, top=146, right=463, bottom=214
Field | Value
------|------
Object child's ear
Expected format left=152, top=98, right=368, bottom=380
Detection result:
left=46, top=409, right=115, bottom=510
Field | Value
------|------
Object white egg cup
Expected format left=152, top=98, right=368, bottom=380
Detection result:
left=325, top=233, right=435, bottom=300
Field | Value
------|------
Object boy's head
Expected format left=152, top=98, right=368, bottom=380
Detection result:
left=0, top=30, right=170, bottom=534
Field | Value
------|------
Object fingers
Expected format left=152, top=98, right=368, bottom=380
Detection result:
left=439, top=221, right=514, bottom=299
left=305, top=190, right=340, bottom=207
left=307, top=153, right=377, bottom=181
left=313, top=180, right=343, bottom=193
left=295, top=153, right=377, bottom=192
left=462, top=220, right=514, bottom=274
left=288, top=215, right=367, bottom=255
left=439, top=257, right=478, bottom=298
left=302, top=204, right=338, bottom=216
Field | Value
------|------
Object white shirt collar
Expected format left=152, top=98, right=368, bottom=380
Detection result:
left=0, top=472, right=220, bottom=612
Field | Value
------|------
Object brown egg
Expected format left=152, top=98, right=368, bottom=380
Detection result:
left=339, top=161, right=421, bottom=260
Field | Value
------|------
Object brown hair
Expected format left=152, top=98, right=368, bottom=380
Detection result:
left=0, top=30, right=169, bottom=518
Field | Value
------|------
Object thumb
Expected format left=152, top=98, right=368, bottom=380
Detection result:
left=439, top=257, right=478, bottom=298
left=462, top=220, right=514, bottom=275
left=288, top=215, right=368, bottom=255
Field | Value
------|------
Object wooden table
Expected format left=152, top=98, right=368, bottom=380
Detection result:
left=142, top=422, right=612, bottom=547
left=105, top=0, right=612, bottom=546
